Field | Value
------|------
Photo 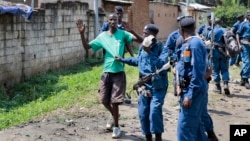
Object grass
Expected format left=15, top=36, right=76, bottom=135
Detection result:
left=0, top=51, right=241, bottom=131
left=0, top=55, right=141, bottom=130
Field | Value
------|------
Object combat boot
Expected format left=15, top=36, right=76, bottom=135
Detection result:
left=213, top=83, right=222, bottom=94
left=244, top=78, right=250, bottom=89
left=145, top=134, right=153, bottom=141
left=223, top=81, right=230, bottom=95
left=155, top=134, right=162, bottom=141
left=240, top=77, right=245, bottom=86
left=207, top=131, right=219, bottom=141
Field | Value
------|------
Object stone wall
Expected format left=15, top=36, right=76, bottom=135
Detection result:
left=0, top=1, right=104, bottom=86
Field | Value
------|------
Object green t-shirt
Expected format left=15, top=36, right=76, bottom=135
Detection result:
left=89, top=29, right=133, bottom=73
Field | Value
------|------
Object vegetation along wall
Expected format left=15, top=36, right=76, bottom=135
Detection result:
left=0, top=1, right=103, bottom=86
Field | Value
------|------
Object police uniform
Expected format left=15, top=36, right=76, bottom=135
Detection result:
left=176, top=17, right=208, bottom=141
left=236, top=11, right=250, bottom=89
left=208, top=20, right=230, bottom=94
left=120, top=24, right=168, bottom=141
left=164, top=29, right=181, bottom=62
left=229, top=14, right=244, bottom=66
left=197, top=14, right=212, bottom=41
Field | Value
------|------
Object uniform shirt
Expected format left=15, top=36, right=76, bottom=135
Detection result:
left=236, top=20, right=250, bottom=39
left=164, top=29, right=181, bottom=61
left=232, top=21, right=241, bottom=35
left=176, top=36, right=207, bottom=99
left=209, top=25, right=225, bottom=45
left=197, top=24, right=212, bottom=40
left=90, top=29, right=133, bottom=73
left=121, top=42, right=168, bottom=90
left=101, top=21, right=126, bottom=32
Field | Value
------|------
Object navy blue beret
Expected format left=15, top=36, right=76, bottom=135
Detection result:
left=179, top=16, right=195, bottom=28
left=115, top=6, right=124, bottom=12
left=144, top=24, right=159, bottom=35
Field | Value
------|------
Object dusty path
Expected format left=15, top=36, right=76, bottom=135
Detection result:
left=0, top=80, right=250, bottom=141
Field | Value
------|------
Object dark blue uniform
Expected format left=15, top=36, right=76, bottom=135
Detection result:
left=209, top=25, right=230, bottom=83
left=230, top=20, right=243, bottom=65
left=121, top=42, right=168, bottom=135
left=236, top=19, right=250, bottom=82
left=176, top=36, right=208, bottom=141
left=164, top=29, right=181, bottom=62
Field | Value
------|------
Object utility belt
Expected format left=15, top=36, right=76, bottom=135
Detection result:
left=179, top=77, right=191, bottom=88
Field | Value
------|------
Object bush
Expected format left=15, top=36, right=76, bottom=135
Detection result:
left=214, top=5, right=247, bottom=28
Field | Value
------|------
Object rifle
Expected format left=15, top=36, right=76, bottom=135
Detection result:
left=209, top=12, right=215, bottom=61
left=133, top=62, right=171, bottom=94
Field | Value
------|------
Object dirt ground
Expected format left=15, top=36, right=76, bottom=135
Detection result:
left=0, top=76, right=250, bottom=141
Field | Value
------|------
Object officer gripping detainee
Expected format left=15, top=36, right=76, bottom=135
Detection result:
left=208, top=18, right=231, bottom=95
left=115, top=24, right=168, bottom=141
left=236, top=10, right=250, bottom=89
left=175, top=16, right=208, bottom=141
left=229, top=14, right=244, bottom=66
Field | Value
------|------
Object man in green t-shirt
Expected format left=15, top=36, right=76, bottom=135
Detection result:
left=76, top=13, right=142, bottom=139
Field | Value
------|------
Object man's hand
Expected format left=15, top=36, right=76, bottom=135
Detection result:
left=76, top=19, right=85, bottom=34
left=182, top=97, right=192, bottom=109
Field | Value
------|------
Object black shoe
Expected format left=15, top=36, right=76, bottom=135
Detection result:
left=155, top=134, right=162, bottom=141
left=213, top=83, right=221, bottom=94
left=223, top=81, right=230, bottom=95
left=146, top=134, right=152, bottom=141
left=240, top=78, right=245, bottom=86
left=207, top=131, right=219, bottom=141
left=245, top=79, right=250, bottom=89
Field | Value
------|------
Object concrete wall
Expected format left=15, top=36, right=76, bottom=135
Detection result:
left=149, top=2, right=179, bottom=41
left=0, top=1, right=104, bottom=86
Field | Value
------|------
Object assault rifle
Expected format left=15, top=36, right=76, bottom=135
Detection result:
left=133, top=62, right=171, bottom=93
left=209, top=12, right=215, bottom=61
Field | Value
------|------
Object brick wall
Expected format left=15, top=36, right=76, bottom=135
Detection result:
left=0, top=1, right=104, bottom=86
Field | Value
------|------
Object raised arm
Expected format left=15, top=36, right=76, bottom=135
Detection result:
left=76, top=19, right=91, bottom=50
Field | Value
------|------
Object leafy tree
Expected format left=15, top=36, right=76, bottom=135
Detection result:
left=214, top=0, right=248, bottom=28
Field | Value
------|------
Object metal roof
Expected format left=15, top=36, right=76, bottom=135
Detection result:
left=103, top=0, right=133, bottom=4
left=179, top=2, right=213, bottom=11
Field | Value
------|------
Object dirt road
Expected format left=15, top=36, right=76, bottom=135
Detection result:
left=0, top=80, right=250, bottom=141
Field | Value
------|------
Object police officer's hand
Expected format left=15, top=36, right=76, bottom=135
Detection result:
left=114, top=56, right=122, bottom=61
left=182, top=97, right=192, bottom=109
left=76, top=19, right=85, bottom=34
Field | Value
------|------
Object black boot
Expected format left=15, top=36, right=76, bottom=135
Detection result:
left=240, top=77, right=245, bottom=86
left=145, top=134, right=153, bottom=141
left=223, top=81, right=230, bottom=95
left=207, top=131, right=219, bottom=141
left=155, top=134, right=162, bottom=141
left=213, top=83, right=221, bottom=94
left=244, top=78, right=250, bottom=89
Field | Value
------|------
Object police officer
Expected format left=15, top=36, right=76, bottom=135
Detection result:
left=229, top=14, right=244, bottom=66
left=176, top=16, right=208, bottom=141
left=115, top=24, right=168, bottom=141
left=236, top=10, right=250, bottom=89
left=209, top=18, right=230, bottom=95
left=197, top=13, right=212, bottom=41
left=164, top=16, right=182, bottom=63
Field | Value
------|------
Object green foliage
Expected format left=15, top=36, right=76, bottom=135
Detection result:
left=214, top=5, right=247, bottom=27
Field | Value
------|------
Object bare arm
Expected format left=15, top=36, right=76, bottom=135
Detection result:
left=236, top=34, right=242, bottom=50
left=130, top=30, right=143, bottom=43
left=125, top=43, right=134, bottom=57
left=76, top=19, right=91, bottom=50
